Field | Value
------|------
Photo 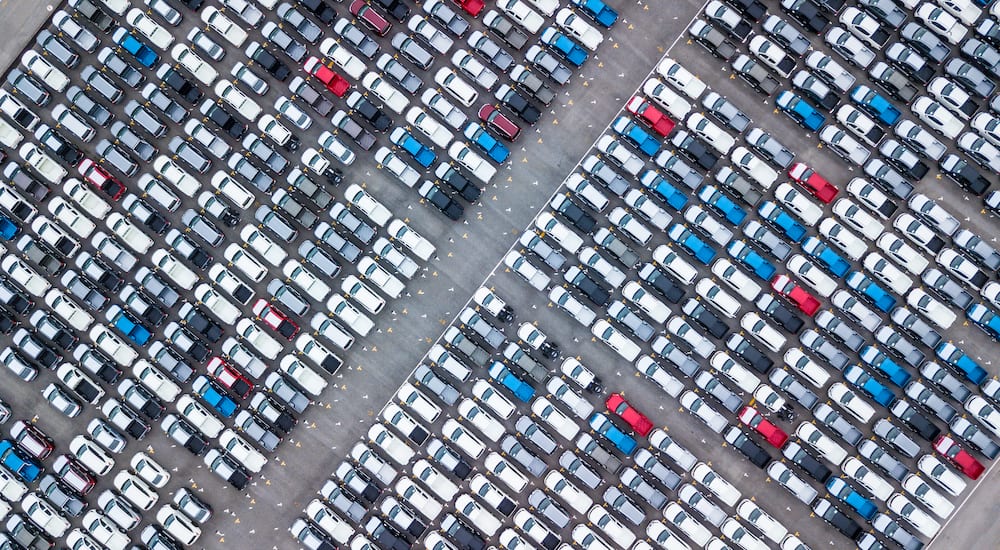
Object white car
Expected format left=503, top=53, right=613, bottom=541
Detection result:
left=215, top=81, right=262, bottom=121
left=82, top=510, right=129, bottom=550
left=236, top=319, right=281, bottom=360
left=730, top=146, right=777, bottom=188
left=90, top=325, right=137, bottom=367
left=448, top=142, right=496, bottom=183
left=587, top=506, right=635, bottom=548
left=864, top=252, right=913, bottom=295
left=156, top=505, right=201, bottom=546
left=374, top=147, right=417, bottom=187
left=687, top=113, right=735, bottom=154
left=887, top=493, right=940, bottom=538
left=342, top=275, right=386, bottom=314
left=666, top=316, right=714, bottom=358
left=176, top=395, right=224, bottom=438
left=622, top=189, right=669, bottom=230
left=23, top=493, right=70, bottom=538
left=395, top=478, right=443, bottom=520
left=222, top=244, right=267, bottom=283
left=767, top=462, right=817, bottom=505
left=654, top=245, right=698, bottom=285
left=48, top=197, right=95, bottom=238
left=471, top=379, right=516, bottom=419
left=913, top=96, right=963, bottom=139
left=202, top=6, right=248, bottom=46
left=130, top=452, right=169, bottom=489
left=842, top=457, right=892, bottom=501
left=275, top=96, right=313, bottom=130
left=152, top=157, right=198, bottom=200
left=405, top=107, right=453, bottom=149
left=902, top=474, right=954, bottom=519
left=126, top=8, right=174, bottom=50
left=457, top=399, right=505, bottom=442
left=107, top=213, right=153, bottom=254
left=499, top=0, right=544, bottom=34
left=592, top=320, right=641, bottom=362
left=531, top=396, right=580, bottom=441
left=69, top=435, right=114, bottom=476
left=657, top=58, right=706, bottom=99
left=319, top=39, right=367, bottom=80
left=456, top=495, right=502, bottom=537
left=326, top=295, right=374, bottom=337
left=406, top=16, right=452, bottom=54
left=965, top=396, right=1000, bottom=437
left=775, top=183, right=822, bottom=225
left=939, top=248, right=985, bottom=289
left=282, top=261, right=330, bottom=302
left=2, top=255, right=48, bottom=297
left=112, top=471, right=157, bottom=511
left=783, top=349, right=830, bottom=388
left=680, top=391, right=727, bottom=434
left=411, top=459, right=458, bottom=501
left=535, top=211, right=583, bottom=254
left=555, top=8, right=603, bottom=50
left=916, top=3, right=968, bottom=44
left=795, top=422, right=848, bottom=466
left=152, top=248, right=198, bottom=290
left=505, top=251, right=548, bottom=291
left=643, top=78, right=692, bottom=120
left=20, top=143, right=65, bottom=183
left=193, top=284, right=241, bottom=325
left=45, top=289, right=93, bottom=332
left=622, top=281, right=669, bottom=323
left=388, top=219, right=434, bottom=262
left=750, top=35, right=795, bottom=77
left=568, top=173, right=610, bottom=212
left=21, top=51, right=69, bottom=92
left=788, top=254, right=837, bottom=297
left=828, top=382, right=876, bottom=423
left=711, top=259, right=761, bottom=301
left=435, top=67, right=478, bottom=107
left=171, top=44, right=217, bottom=85
left=443, top=420, right=485, bottom=459
left=663, top=502, right=711, bottom=547
left=397, top=382, right=441, bottom=422
left=362, top=72, right=409, bottom=114
left=917, top=455, right=967, bottom=497
left=219, top=429, right=268, bottom=473
left=133, top=360, right=181, bottom=403
left=876, top=234, right=928, bottom=275
left=483, top=453, right=529, bottom=495
left=451, top=49, right=498, bottom=89
left=736, top=500, right=786, bottom=544
left=971, top=112, right=1000, bottom=147
left=64, top=179, right=110, bottom=219
left=279, top=356, right=327, bottom=397
left=829, top=201, right=882, bottom=244
left=549, top=286, right=596, bottom=326
left=684, top=205, right=732, bottom=246
left=691, top=462, right=741, bottom=506
left=310, top=314, right=355, bottom=351
left=741, top=312, right=786, bottom=352
left=240, top=226, right=287, bottom=267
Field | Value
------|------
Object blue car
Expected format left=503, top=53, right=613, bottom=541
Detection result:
left=935, top=342, right=988, bottom=385
left=639, top=170, right=687, bottom=211
left=106, top=305, right=151, bottom=346
left=776, top=91, right=825, bottom=131
left=611, top=116, right=660, bottom=156
left=850, top=85, right=901, bottom=125
left=668, top=224, right=716, bottom=264
left=801, top=237, right=849, bottom=277
left=113, top=28, right=159, bottom=68
left=588, top=412, right=637, bottom=455
left=571, top=0, right=618, bottom=27
left=0, top=440, right=40, bottom=482
left=488, top=362, right=535, bottom=402
left=860, top=346, right=911, bottom=387
left=0, top=215, right=18, bottom=240
left=391, top=128, right=436, bottom=168
left=540, top=27, right=588, bottom=67
left=463, top=123, right=509, bottom=163
left=845, top=271, right=896, bottom=312
left=698, top=184, right=746, bottom=225
left=758, top=201, right=806, bottom=242
left=193, top=375, right=238, bottom=417
left=844, top=365, right=896, bottom=407
left=826, top=478, right=878, bottom=521
left=727, top=240, right=776, bottom=281
left=967, top=303, right=1000, bottom=340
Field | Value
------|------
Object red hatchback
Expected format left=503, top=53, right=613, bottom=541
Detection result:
left=208, top=357, right=253, bottom=399
left=304, top=57, right=350, bottom=97
left=453, top=0, right=484, bottom=16
left=625, top=96, right=674, bottom=137
left=350, top=0, right=391, bottom=35
left=478, top=105, right=521, bottom=141
left=934, top=435, right=985, bottom=480
left=771, top=274, right=820, bottom=316
left=788, top=162, right=838, bottom=203
left=78, top=159, right=125, bottom=201
left=251, top=299, right=300, bottom=340
left=738, top=406, right=788, bottom=448
left=605, top=393, right=653, bottom=436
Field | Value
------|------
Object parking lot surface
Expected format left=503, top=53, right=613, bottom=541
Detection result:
left=1, top=0, right=1000, bottom=549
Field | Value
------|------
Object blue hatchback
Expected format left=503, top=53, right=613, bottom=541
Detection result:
left=776, top=91, right=826, bottom=131
left=113, top=28, right=159, bottom=68
left=967, top=303, right=1000, bottom=340
left=936, top=342, right=988, bottom=385
left=860, top=346, right=912, bottom=387
left=541, top=27, right=588, bottom=67
left=463, top=123, right=509, bottom=163
left=488, top=362, right=535, bottom=402
left=588, top=412, right=637, bottom=455
left=640, top=170, right=687, bottom=211
left=107, top=306, right=151, bottom=346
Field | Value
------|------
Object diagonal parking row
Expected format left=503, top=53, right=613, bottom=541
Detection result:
left=0, top=0, right=629, bottom=547
left=300, top=0, right=1000, bottom=549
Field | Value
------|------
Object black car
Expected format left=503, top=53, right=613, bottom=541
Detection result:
left=347, top=93, right=391, bottom=132
left=366, top=518, right=410, bottom=550
left=782, top=441, right=831, bottom=482
left=208, top=450, right=251, bottom=490
left=75, top=346, right=122, bottom=383
left=550, top=195, right=596, bottom=234
left=781, top=0, right=829, bottom=33
left=441, top=515, right=486, bottom=550
left=156, top=65, right=202, bottom=104
left=682, top=299, right=728, bottom=339
left=726, top=0, right=766, bottom=21
left=247, top=42, right=291, bottom=81
left=565, top=266, right=610, bottom=306
left=418, top=182, right=463, bottom=220
left=723, top=426, right=771, bottom=468
left=813, top=499, right=862, bottom=541
left=671, top=131, right=718, bottom=170
left=435, top=165, right=481, bottom=202
left=374, top=0, right=410, bottom=20
left=114, top=403, right=152, bottom=439
left=120, top=379, right=165, bottom=420
left=178, top=0, right=204, bottom=8
left=495, top=85, right=541, bottom=125
left=726, top=334, right=773, bottom=373
left=179, top=304, right=223, bottom=343
left=940, top=154, right=990, bottom=195
left=297, top=0, right=337, bottom=23
left=34, top=125, right=83, bottom=166
left=638, top=263, right=684, bottom=303
left=70, top=0, right=114, bottom=31
left=0, top=308, right=16, bottom=334
left=199, top=100, right=247, bottom=139
left=0, top=280, right=31, bottom=315
left=889, top=400, right=941, bottom=442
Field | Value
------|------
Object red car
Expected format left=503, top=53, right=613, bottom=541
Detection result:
left=251, top=299, right=300, bottom=340
left=738, top=406, right=788, bottom=448
left=771, top=274, right=820, bottom=316
left=304, top=57, right=350, bottom=97
left=934, top=435, right=985, bottom=480
left=478, top=105, right=521, bottom=141
left=350, top=0, right=391, bottom=35
left=788, top=162, right=838, bottom=204
left=625, top=96, right=675, bottom=137
left=605, top=393, right=653, bottom=436
left=208, top=357, right=253, bottom=399
left=453, top=0, right=484, bottom=16
left=78, top=158, right=125, bottom=201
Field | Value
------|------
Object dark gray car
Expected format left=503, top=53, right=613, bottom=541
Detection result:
left=619, top=467, right=667, bottom=510
left=467, top=31, right=513, bottom=71
left=413, top=364, right=459, bottom=405
left=68, top=85, right=113, bottom=126
left=242, top=134, right=288, bottom=174
left=391, top=33, right=434, bottom=70
left=96, top=48, right=144, bottom=88
left=815, top=310, right=864, bottom=350
left=945, top=58, right=997, bottom=97
left=604, top=487, right=644, bottom=525
left=901, top=22, right=951, bottom=62
left=228, top=154, right=273, bottom=191
left=6, top=69, right=49, bottom=107
left=314, top=222, right=362, bottom=263
left=526, top=45, right=572, bottom=85
left=922, top=268, right=973, bottom=309
left=110, top=121, right=155, bottom=161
